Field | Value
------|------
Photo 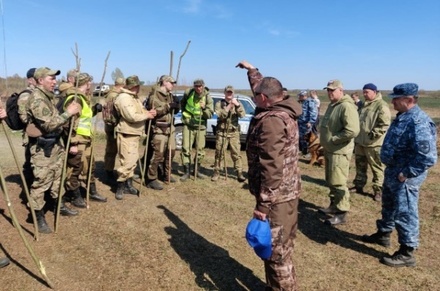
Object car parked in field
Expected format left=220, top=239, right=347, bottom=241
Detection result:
left=93, top=84, right=110, bottom=96
left=173, top=91, right=256, bottom=150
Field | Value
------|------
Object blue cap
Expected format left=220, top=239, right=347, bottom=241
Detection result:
left=389, top=83, right=419, bottom=99
left=245, top=218, right=272, bottom=260
left=362, top=83, right=377, bottom=91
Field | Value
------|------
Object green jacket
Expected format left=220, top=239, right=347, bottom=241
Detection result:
left=354, top=92, right=391, bottom=147
left=319, top=94, right=360, bottom=154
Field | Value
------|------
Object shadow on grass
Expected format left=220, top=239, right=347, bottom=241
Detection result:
left=301, top=174, right=327, bottom=187
left=158, top=205, right=266, bottom=290
left=298, top=199, right=388, bottom=259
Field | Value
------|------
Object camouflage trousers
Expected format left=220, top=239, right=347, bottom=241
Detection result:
left=213, top=131, right=242, bottom=171
left=353, top=145, right=385, bottom=192
left=324, top=152, right=352, bottom=211
left=298, top=124, right=311, bottom=155
left=104, top=123, right=117, bottom=172
left=265, top=199, right=299, bottom=291
left=116, top=133, right=140, bottom=182
left=28, top=142, right=64, bottom=211
left=65, top=142, right=96, bottom=191
left=377, top=168, right=427, bottom=248
left=181, top=125, right=206, bottom=165
left=147, top=133, right=176, bottom=180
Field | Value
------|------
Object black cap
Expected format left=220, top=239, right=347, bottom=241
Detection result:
left=26, top=68, right=36, bottom=79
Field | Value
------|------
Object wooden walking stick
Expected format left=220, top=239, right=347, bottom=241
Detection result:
left=0, top=120, right=39, bottom=240
left=140, top=109, right=153, bottom=196
left=86, top=51, right=111, bottom=208
left=193, top=109, right=203, bottom=181
left=0, top=166, right=54, bottom=289
left=55, top=43, right=81, bottom=233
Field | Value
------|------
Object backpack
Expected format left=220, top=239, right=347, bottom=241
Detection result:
left=5, top=89, right=32, bottom=130
left=102, top=96, right=119, bottom=125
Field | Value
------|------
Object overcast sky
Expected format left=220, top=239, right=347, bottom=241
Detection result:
left=1, top=0, right=439, bottom=90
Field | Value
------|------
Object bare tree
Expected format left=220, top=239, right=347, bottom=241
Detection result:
left=111, top=68, right=124, bottom=82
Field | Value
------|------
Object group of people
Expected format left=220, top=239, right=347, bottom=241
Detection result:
left=0, top=63, right=438, bottom=291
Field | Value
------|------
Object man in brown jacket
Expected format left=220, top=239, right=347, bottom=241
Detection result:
left=237, top=60, right=302, bottom=291
left=114, top=75, right=156, bottom=200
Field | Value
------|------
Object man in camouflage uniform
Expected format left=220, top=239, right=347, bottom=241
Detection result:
left=349, top=83, right=391, bottom=201
left=211, top=85, right=246, bottom=182
left=114, top=75, right=156, bottom=200
left=25, top=67, right=81, bottom=234
left=17, top=68, right=37, bottom=187
left=145, top=75, right=180, bottom=190
left=102, top=77, right=125, bottom=180
left=318, top=80, right=360, bottom=225
left=237, top=60, right=302, bottom=291
left=0, top=107, right=11, bottom=268
left=63, top=73, right=107, bottom=208
left=179, top=79, right=214, bottom=181
left=362, top=83, right=437, bottom=267
left=297, top=90, right=318, bottom=156
left=56, top=69, right=78, bottom=111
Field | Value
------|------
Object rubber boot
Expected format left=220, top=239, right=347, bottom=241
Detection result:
left=380, top=245, right=416, bottom=267
left=237, top=171, right=246, bottom=182
left=89, top=183, right=107, bottom=202
left=70, top=188, right=87, bottom=208
left=58, top=197, right=79, bottom=217
left=362, top=230, right=391, bottom=247
left=180, top=164, right=191, bottom=182
left=115, top=182, right=124, bottom=200
left=35, top=209, right=52, bottom=234
left=194, top=164, right=205, bottom=179
left=325, top=211, right=347, bottom=225
left=125, top=178, right=139, bottom=195
left=147, top=179, right=164, bottom=190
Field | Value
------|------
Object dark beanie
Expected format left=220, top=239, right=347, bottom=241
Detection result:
left=363, top=83, right=377, bottom=91
left=26, top=68, right=36, bottom=79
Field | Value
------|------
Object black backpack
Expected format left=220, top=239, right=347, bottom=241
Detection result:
left=5, top=89, right=32, bottom=130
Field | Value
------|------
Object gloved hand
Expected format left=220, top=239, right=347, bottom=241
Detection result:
left=94, top=103, right=103, bottom=112
left=169, top=102, right=180, bottom=110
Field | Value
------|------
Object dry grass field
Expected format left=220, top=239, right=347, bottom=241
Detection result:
left=0, top=92, right=439, bottom=290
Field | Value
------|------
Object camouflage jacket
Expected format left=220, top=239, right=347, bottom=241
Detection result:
left=215, top=99, right=245, bottom=132
left=246, top=99, right=301, bottom=213
left=114, top=88, right=149, bottom=136
left=147, top=86, right=179, bottom=135
left=246, top=68, right=302, bottom=214
left=26, top=86, right=73, bottom=136
left=319, top=94, right=360, bottom=154
left=18, top=84, right=35, bottom=124
left=355, top=92, right=391, bottom=147
left=298, top=97, right=318, bottom=126
left=381, top=105, right=437, bottom=177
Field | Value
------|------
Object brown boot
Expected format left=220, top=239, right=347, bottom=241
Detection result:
left=237, top=171, right=246, bottom=182
left=211, top=170, right=220, bottom=181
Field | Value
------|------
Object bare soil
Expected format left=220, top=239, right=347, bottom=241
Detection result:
left=1, top=119, right=439, bottom=290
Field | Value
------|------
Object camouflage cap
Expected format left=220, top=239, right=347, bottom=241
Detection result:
left=193, top=79, right=205, bottom=86
left=389, top=83, right=419, bottom=99
left=26, top=68, right=36, bottom=79
left=298, top=90, right=308, bottom=96
left=159, top=75, right=176, bottom=84
left=125, top=75, right=141, bottom=89
left=115, top=77, right=125, bottom=85
left=323, top=79, right=343, bottom=90
left=75, top=73, right=93, bottom=86
left=34, top=67, right=61, bottom=79
left=224, top=85, right=234, bottom=93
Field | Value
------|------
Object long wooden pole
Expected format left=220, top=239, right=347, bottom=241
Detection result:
left=0, top=166, right=54, bottom=289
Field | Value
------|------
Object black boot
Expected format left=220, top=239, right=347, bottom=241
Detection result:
left=180, top=164, right=191, bottom=182
left=115, top=182, right=124, bottom=200
left=89, top=183, right=107, bottom=202
left=163, top=175, right=176, bottom=184
left=58, top=198, right=79, bottom=217
left=362, top=230, right=391, bottom=247
left=0, top=257, right=10, bottom=268
left=35, top=209, right=52, bottom=234
left=147, top=179, right=164, bottom=190
left=70, top=188, right=87, bottom=208
left=380, top=245, right=416, bottom=267
left=124, top=178, right=139, bottom=195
